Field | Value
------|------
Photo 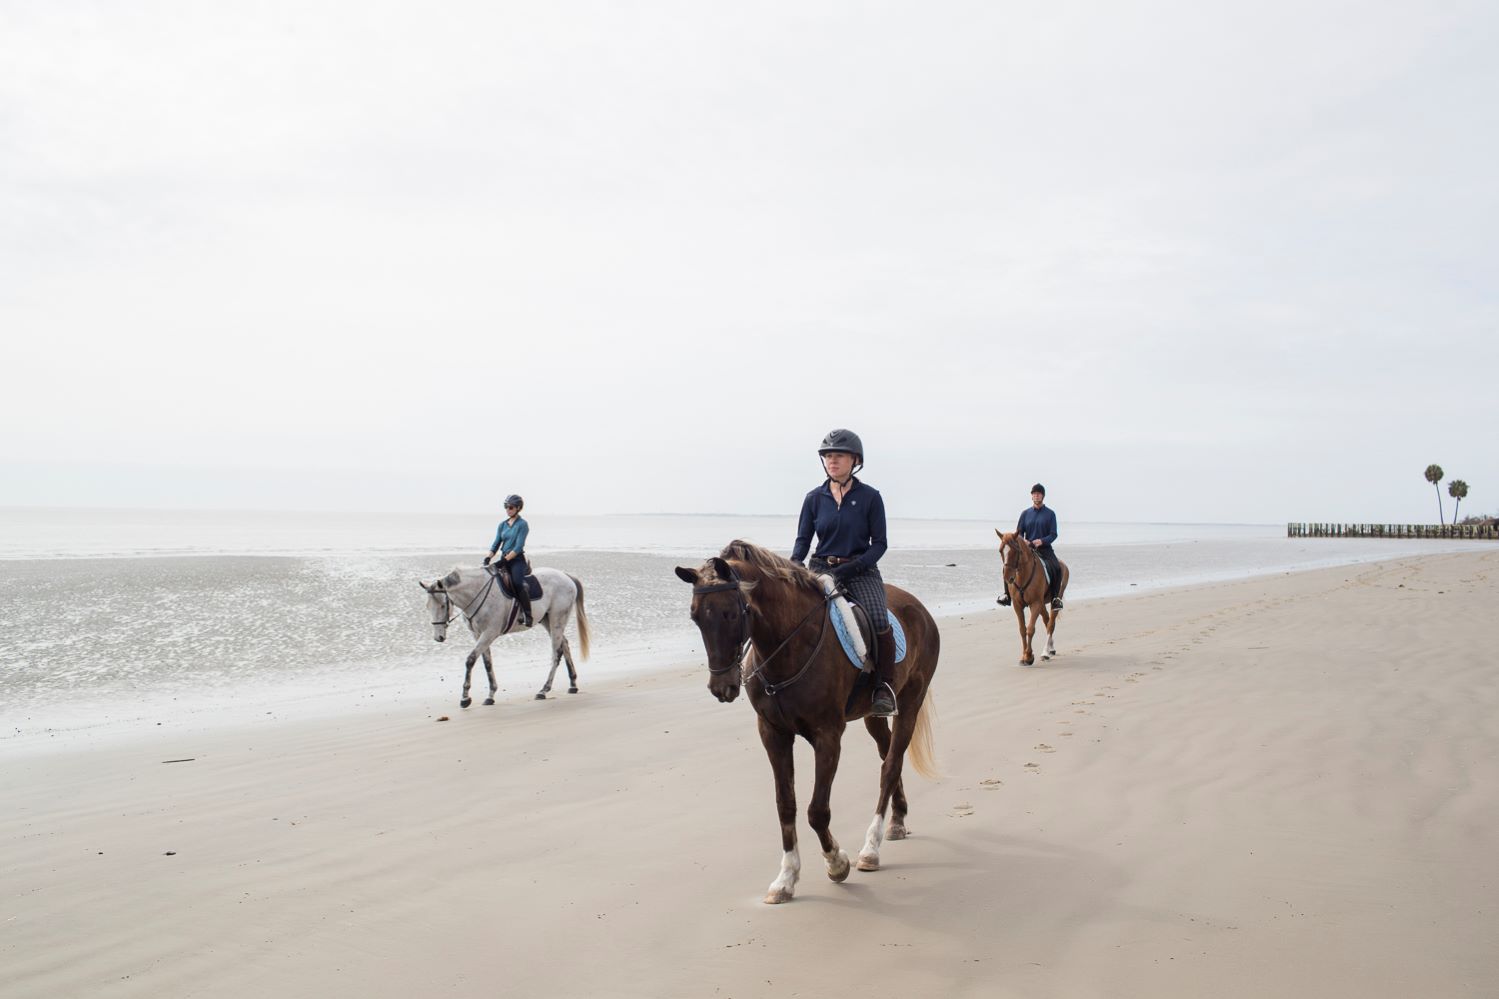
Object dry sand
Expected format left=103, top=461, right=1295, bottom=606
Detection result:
left=3, top=551, right=1495, bottom=998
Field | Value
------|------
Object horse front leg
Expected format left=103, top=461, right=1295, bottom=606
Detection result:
left=481, top=651, right=497, bottom=705
left=461, top=648, right=478, bottom=708
left=859, top=709, right=915, bottom=872
left=808, top=729, right=851, bottom=884
left=758, top=719, right=800, bottom=904
left=863, top=717, right=909, bottom=839
left=1014, top=604, right=1033, bottom=665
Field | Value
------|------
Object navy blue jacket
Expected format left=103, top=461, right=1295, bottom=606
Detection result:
left=792, top=478, right=888, bottom=571
left=1017, top=505, right=1058, bottom=548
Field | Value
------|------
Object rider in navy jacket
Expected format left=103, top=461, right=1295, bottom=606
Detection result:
left=999, top=483, right=1063, bottom=610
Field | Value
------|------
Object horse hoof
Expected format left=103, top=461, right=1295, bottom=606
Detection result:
left=763, top=888, right=794, bottom=904
left=856, top=854, right=880, bottom=872
left=483, top=698, right=495, bottom=706
left=1040, top=654, right=1051, bottom=662
left=887, top=823, right=907, bottom=841
left=534, top=693, right=547, bottom=701
left=460, top=698, right=472, bottom=708
left=826, top=851, right=851, bottom=883
left=567, top=687, right=578, bottom=694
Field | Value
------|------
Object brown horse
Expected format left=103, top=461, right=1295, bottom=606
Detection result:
left=996, top=529, right=1069, bottom=665
left=675, top=540, right=939, bottom=904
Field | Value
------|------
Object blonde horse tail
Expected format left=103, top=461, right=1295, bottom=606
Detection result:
left=907, top=692, right=939, bottom=780
left=568, top=574, right=591, bottom=660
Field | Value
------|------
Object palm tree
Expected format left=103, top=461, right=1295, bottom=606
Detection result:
left=1425, top=464, right=1445, bottom=525
left=1449, top=479, right=1469, bottom=522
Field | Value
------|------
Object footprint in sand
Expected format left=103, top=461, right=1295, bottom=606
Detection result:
left=979, top=778, right=1003, bottom=790
left=950, top=802, right=975, bottom=817
left=1058, top=731, right=1074, bottom=737
left=1034, top=743, right=1056, bottom=753
left=1024, top=762, right=1041, bottom=772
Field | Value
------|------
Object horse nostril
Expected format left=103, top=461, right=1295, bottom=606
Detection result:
left=435, top=635, right=445, bottom=643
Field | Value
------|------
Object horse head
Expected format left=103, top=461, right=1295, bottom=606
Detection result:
left=419, top=570, right=463, bottom=643
left=675, top=556, right=753, bottom=703
left=995, top=529, right=1025, bottom=590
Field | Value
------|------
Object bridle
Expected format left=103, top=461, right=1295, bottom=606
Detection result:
left=430, top=572, right=501, bottom=628
left=1003, top=541, right=1039, bottom=596
left=692, top=570, right=834, bottom=696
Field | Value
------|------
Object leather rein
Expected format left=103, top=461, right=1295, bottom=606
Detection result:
left=692, top=574, right=834, bottom=697
left=431, top=571, right=501, bottom=628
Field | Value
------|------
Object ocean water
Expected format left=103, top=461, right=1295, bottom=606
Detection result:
left=0, top=507, right=1487, bottom=744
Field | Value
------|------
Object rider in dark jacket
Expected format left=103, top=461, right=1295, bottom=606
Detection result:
left=791, top=429, right=898, bottom=717
left=998, top=483, right=1063, bottom=610
left=484, top=494, right=533, bottom=627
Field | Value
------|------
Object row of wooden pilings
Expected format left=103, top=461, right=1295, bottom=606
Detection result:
left=1287, top=523, right=1499, bottom=540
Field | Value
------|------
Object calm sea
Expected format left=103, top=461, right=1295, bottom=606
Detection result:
left=0, top=507, right=1485, bottom=744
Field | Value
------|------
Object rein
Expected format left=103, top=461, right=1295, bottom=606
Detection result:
left=692, top=576, right=834, bottom=696
left=432, top=571, right=501, bottom=627
left=1006, top=543, right=1040, bottom=598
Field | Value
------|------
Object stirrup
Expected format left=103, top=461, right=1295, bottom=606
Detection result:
left=1051, top=598, right=1063, bottom=610
left=996, top=594, right=1011, bottom=606
left=870, top=682, right=898, bottom=718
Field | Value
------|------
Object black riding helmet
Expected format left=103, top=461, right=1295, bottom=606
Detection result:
left=1031, top=483, right=1045, bottom=497
left=504, top=494, right=524, bottom=511
left=818, top=428, right=864, bottom=476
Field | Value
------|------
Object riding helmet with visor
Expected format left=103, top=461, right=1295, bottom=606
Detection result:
left=504, top=494, right=524, bottom=511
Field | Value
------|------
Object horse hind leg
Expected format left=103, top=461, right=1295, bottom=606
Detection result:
left=535, top=623, right=565, bottom=700
left=482, top=651, right=497, bottom=705
left=560, top=637, right=580, bottom=693
left=859, top=714, right=916, bottom=871
left=863, top=717, right=909, bottom=839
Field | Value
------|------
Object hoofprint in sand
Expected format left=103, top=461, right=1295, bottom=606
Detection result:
left=2, top=552, right=1494, bottom=999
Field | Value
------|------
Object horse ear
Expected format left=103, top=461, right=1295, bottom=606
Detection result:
left=443, top=570, right=461, bottom=587
left=674, top=565, right=699, bottom=584
left=709, top=556, right=733, bottom=581
left=995, top=528, right=1003, bottom=539
left=418, top=580, right=431, bottom=593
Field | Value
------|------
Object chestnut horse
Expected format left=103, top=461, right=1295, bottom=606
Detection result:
left=996, top=529, right=1069, bottom=665
left=675, top=540, right=939, bottom=904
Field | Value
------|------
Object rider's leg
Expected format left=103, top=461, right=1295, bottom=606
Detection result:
left=841, top=567, right=897, bottom=718
left=870, top=626, right=898, bottom=717
left=1041, top=548, right=1063, bottom=609
left=508, top=556, right=533, bottom=626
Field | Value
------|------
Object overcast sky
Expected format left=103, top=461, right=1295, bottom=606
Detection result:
left=2, top=1, right=1495, bottom=524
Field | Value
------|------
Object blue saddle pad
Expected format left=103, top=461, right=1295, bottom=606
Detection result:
left=830, top=604, right=906, bottom=669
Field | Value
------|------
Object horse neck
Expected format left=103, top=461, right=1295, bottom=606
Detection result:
left=737, top=565, right=819, bottom=650
left=448, top=569, right=490, bottom=604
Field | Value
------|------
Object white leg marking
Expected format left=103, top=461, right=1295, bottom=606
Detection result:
left=765, top=847, right=800, bottom=903
left=857, top=812, right=885, bottom=871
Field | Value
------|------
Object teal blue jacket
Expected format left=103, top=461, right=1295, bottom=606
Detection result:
left=490, top=517, right=529, bottom=557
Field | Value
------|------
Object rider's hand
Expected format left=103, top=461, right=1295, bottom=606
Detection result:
left=830, top=561, right=858, bottom=580
left=482, top=555, right=492, bottom=566
left=1031, top=539, right=1043, bottom=548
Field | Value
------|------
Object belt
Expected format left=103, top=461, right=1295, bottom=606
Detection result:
left=815, top=555, right=856, bottom=566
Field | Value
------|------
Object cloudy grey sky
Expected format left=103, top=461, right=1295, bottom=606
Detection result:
left=3, top=1, right=1495, bottom=524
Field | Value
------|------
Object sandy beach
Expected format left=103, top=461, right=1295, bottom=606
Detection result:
left=2, top=550, right=1495, bottom=998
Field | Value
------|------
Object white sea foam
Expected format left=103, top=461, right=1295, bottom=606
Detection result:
left=0, top=507, right=1487, bottom=745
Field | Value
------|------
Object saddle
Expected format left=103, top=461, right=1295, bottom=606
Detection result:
left=819, top=576, right=907, bottom=672
left=490, top=561, right=543, bottom=601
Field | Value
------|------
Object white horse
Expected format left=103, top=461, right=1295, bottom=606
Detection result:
left=420, top=566, right=591, bottom=707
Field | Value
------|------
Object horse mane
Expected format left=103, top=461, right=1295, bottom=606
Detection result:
left=718, top=539, right=825, bottom=596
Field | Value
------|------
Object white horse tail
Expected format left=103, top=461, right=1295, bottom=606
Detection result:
left=907, top=693, right=940, bottom=780
left=568, top=573, right=591, bottom=660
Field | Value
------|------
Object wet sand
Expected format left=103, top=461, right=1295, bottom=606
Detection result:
left=2, top=551, right=1495, bottom=998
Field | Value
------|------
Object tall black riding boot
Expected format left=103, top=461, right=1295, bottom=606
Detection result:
left=869, top=627, right=898, bottom=718
left=509, top=561, right=533, bottom=627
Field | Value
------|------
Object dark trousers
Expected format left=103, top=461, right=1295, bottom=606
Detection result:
left=504, top=554, right=532, bottom=620
left=809, top=560, right=888, bottom=625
